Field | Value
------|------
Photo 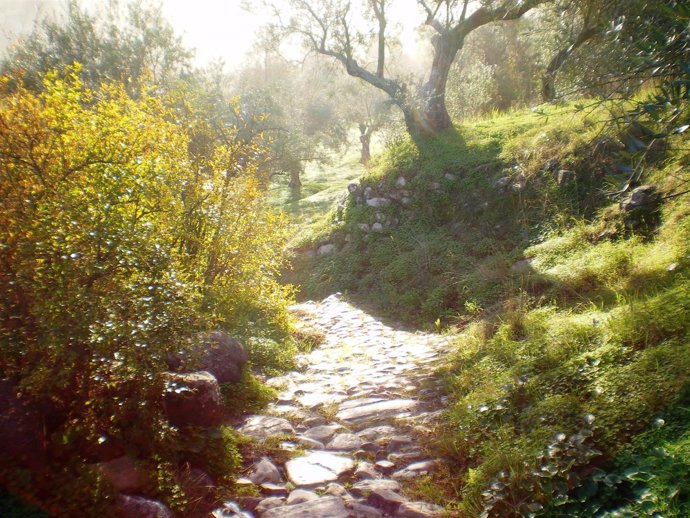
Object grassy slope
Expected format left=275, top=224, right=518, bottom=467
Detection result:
left=292, top=104, right=611, bottom=324
left=283, top=101, right=690, bottom=516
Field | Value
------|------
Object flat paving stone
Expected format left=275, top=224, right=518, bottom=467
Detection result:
left=285, top=451, right=354, bottom=487
left=350, top=478, right=401, bottom=496
left=397, top=501, right=446, bottom=517
left=286, top=489, right=320, bottom=505
left=302, top=424, right=344, bottom=443
left=336, top=399, right=419, bottom=422
left=238, top=415, right=294, bottom=440
left=249, top=457, right=282, bottom=484
left=261, top=496, right=349, bottom=518
left=327, top=433, right=363, bottom=451
left=367, top=489, right=408, bottom=515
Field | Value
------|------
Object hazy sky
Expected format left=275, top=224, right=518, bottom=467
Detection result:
left=0, top=0, right=426, bottom=68
left=0, top=0, right=267, bottom=66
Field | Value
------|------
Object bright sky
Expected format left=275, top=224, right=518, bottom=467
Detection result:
left=0, top=0, right=427, bottom=69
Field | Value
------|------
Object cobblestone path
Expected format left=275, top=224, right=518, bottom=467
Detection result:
left=213, top=293, right=454, bottom=518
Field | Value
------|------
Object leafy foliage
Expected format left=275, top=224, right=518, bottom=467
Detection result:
left=2, top=0, right=192, bottom=93
left=0, top=67, right=291, bottom=513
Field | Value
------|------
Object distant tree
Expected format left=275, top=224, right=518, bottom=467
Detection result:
left=446, top=19, right=541, bottom=118
left=233, top=51, right=348, bottom=197
left=2, top=0, right=192, bottom=92
left=340, top=83, right=393, bottom=163
left=264, top=0, right=551, bottom=139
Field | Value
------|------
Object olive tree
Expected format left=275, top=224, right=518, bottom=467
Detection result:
left=265, top=0, right=551, bottom=139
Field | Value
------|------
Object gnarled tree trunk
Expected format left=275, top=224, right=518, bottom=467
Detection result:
left=542, top=26, right=601, bottom=102
left=359, top=123, right=372, bottom=164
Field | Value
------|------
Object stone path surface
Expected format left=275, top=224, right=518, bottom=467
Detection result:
left=213, top=293, right=453, bottom=518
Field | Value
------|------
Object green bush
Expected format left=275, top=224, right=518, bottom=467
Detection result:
left=220, top=369, right=277, bottom=416
left=246, top=336, right=299, bottom=376
left=0, top=69, right=291, bottom=513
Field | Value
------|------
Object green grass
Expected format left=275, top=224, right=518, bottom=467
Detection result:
left=283, top=96, right=690, bottom=515
left=436, top=164, right=690, bottom=516
left=290, top=101, right=615, bottom=324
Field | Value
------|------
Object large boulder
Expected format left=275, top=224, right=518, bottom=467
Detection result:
left=161, top=371, right=224, bottom=427
left=165, top=331, right=248, bottom=385
left=199, top=331, right=248, bottom=384
left=0, top=379, right=47, bottom=468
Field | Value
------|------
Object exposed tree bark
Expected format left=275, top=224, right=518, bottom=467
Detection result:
left=370, top=0, right=386, bottom=78
left=288, top=165, right=302, bottom=200
left=542, top=25, right=601, bottom=101
left=359, top=122, right=372, bottom=163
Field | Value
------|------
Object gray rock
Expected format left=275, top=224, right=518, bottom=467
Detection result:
left=348, top=501, right=384, bottom=518
left=367, top=489, right=407, bottom=515
left=161, top=371, right=223, bottom=427
left=200, top=331, right=248, bottom=384
left=401, top=197, right=412, bottom=206
left=354, top=461, right=380, bottom=480
left=374, top=460, right=395, bottom=474
left=115, top=495, right=172, bottom=518
left=327, top=433, right=363, bottom=451
left=621, top=185, right=660, bottom=211
left=336, top=399, right=418, bottom=423
left=358, top=426, right=396, bottom=442
left=296, top=435, right=326, bottom=450
left=97, top=456, right=148, bottom=492
left=620, top=185, right=662, bottom=228
left=358, top=223, right=371, bottom=232
left=388, top=435, right=414, bottom=450
left=255, top=497, right=286, bottom=514
left=249, top=457, right=283, bottom=485
left=325, top=482, right=351, bottom=498
left=317, top=243, right=336, bottom=256
left=348, top=183, right=360, bottom=194
left=351, top=478, right=401, bottom=496
left=364, top=186, right=374, bottom=199
left=260, top=483, right=289, bottom=496
left=262, top=496, right=349, bottom=518
left=395, top=176, right=407, bottom=187
left=285, top=451, right=354, bottom=487
left=238, top=415, right=295, bottom=440
left=287, top=489, right=320, bottom=505
left=388, top=451, right=425, bottom=464
left=366, top=197, right=391, bottom=208
left=510, top=257, right=534, bottom=273
left=444, top=173, right=456, bottom=181
left=212, top=500, right=252, bottom=518
left=397, top=501, right=445, bottom=517
left=303, top=424, right=343, bottom=443
left=392, top=460, right=436, bottom=480
left=302, top=415, right=327, bottom=427
left=371, top=222, right=384, bottom=232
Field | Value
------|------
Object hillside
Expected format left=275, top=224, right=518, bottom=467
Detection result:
left=285, top=100, right=690, bottom=516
